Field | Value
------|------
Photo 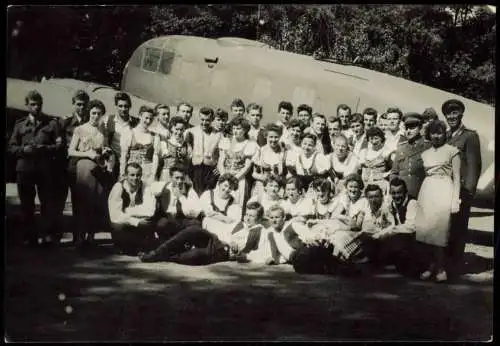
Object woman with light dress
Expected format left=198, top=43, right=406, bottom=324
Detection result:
left=200, top=174, right=242, bottom=245
left=158, top=116, right=192, bottom=184
left=251, top=123, right=287, bottom=198
left=416, top=120, right=461, bottom=283
left=68, top=99, right=115, bottom=246
left=329, top=134, right=359, bottom=195
left=358, top=127, right=394, bottom=195
left=285, top=133, right=331, bottom=195
left=217, top=116, right=259, bottom=208
left=120, top=105, right=160, bottom=184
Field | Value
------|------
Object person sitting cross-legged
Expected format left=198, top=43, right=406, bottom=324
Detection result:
left=365, top=177, right=425, bottom=276
left=139, top=202, right=272, bottom=265
left=108, top=162, right=158, bottom=255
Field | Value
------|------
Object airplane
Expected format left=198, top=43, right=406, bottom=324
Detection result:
left=6, top=35, right=495, bottom=207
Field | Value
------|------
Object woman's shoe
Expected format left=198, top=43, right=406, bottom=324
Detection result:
left=435, top=270, right=448, bottom=282
left=420, top=270, right=433, bottom=280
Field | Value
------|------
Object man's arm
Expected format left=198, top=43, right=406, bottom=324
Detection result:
left=8, top=123, right=24, bottom=158
left=108, top=183, right=135, bottom=226
left=463, top=132, right=482, bottom=196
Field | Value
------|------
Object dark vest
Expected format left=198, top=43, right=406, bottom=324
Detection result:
left=389, top=197, right=414, bottom=225
left=121, top=182, right=144, bottom=212
left=210, top=190, right=235, bottom=216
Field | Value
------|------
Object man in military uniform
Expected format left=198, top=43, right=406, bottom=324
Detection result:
left=8, top=90, right=62, bottom=246
left=390, top=112, right=431, bottom=199
left=442, top=99, right=482, bottom=280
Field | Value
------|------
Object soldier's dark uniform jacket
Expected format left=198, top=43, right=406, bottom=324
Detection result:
left=447, top=125, right=482, bottom=197
left=8, top=113, right=62, bottom=242
left=390, top=136, right=431, bottom=199
left=9, top=114, right=61, bottom=172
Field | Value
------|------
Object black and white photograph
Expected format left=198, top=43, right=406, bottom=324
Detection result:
left=5, top=4, right=495, bottom=342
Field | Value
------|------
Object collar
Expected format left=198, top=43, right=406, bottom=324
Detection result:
left=391, top=196, right=409, bottom=211
left=450, top=124, right=465, bottom=139
left=26, top=114, right=37, bottom=125
left=122, top=180, right=142, bottom=195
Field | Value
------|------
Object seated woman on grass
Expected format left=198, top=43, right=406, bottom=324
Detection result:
left=200, top=174, right=242, bottom=245
left=247, top=174, right=285, bottom=223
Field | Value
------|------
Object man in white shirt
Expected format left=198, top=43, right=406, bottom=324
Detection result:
left=384, top=107, right=405, bottom=154
left=184, top=107, right=221, bottom=195
left=152, top=165, right=202, bottom=240
left=139, top=201, right=272, bottom=264
left=102, top=92, right=136, bottom=178
left=108, top=162, right=157, bottom=255
left=337, top=104, right=353, bottom=139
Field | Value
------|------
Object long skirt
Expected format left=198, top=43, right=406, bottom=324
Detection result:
left=75, top=159, right=110, bottom=234
left=416, top=175, right=454, bottom=247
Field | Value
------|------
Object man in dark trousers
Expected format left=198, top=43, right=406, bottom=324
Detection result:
left=8, top=90, right=62, bottom=246
left=390, top=112, right=431, bottom=199
left=442, top=99, right=482, bottom=280
left=55, top=89, right=90, bottom=242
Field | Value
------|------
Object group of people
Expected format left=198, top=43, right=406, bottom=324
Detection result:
left=8, top=89, right=482, bottom=282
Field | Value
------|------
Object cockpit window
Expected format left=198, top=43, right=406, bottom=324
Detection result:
left=159, top=51, right=175, bottom=75
left=142, top=47, right=162, bottom=72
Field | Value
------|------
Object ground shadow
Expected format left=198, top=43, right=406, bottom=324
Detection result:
left=467, top=229, right=494, bottom=247
left=4, top=240, right=494, bottom=342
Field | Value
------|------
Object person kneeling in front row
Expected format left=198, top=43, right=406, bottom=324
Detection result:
left=139, top=202, right=273, bottom=265
left=108, top=162, right=158, bottom=255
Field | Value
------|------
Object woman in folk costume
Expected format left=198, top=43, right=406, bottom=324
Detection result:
left=329, top=134, right=359, bottom=195
left=200, top=174, right=242, bottom=244
left=416, top=120, right=461, bottom=282
left=68, top=99, right=115, bottom=246
left=247, top=174, right=286, bottom=224
left=158, top=116, right=192, bottom=184
left=251, top=123, right=287, bottom=198
left=120, top=105, right=160, bottom=184
left=217, top=116, right=259, bottom=208
left=302, top=173, right=368, bottom=264
left=285, top=133, right=331, bottom=195
left=281, top=176, right=315, bottom=221
left=358, top=126, right=394, bottom=195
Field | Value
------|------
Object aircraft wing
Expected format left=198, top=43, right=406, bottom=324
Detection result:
left=7, top=77, right=161, bottom=121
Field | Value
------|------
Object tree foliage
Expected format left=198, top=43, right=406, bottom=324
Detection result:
left=7, top=5, right=496, bottom=105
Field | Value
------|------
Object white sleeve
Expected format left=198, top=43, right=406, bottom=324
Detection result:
left=316, top=154, right=331, bottom=174
left=285, top=149, right=297, bottom=167
left=181, top=189, right=201, bottom=218
left=199, top=191, right=214, bottom=215
left=218, top=137, right=230, bottom=152
left=396, top=199, right=418, bottom=234
left=227, top=204, right=243, bottom=223
left=251, top=146, right=261, bottom=165
left=245, top=141, right=259, bottom=158
left=108, top=183, right=130, bottom=225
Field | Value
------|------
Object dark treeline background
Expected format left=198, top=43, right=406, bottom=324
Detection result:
left=7, top=5, right=496, bottom=106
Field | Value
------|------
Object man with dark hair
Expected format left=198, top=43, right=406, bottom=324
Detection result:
left=348, top=113, right=368, bottom=158
left=362, top=107, right=378, bottom=131
left=230, top=98, right=246, bottom=117
left=247, top=103, right=267, bottom=146
left=442, top=99, right=482, bottom=280
left=337, top=104, right=353, bottom=138
left=390, top=112, right=431, bottom=199
left=385, top=107, right=405, bottom=153
left=364, top=178, right=423, bottom=275
left=103, top=92, right=136, bottom=178
left=184, top=107, right=222, bottom=195
left=139, top=201, right=272, bottom=264
left=8, top=90, right=62, bottom=246
left=108, top=162, right=158, bottom=255
left=177, top=102, right=195, bottom=129
left=54, top=89, right=90, bottom=239
left=297, top=104, right=313, bottom=128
